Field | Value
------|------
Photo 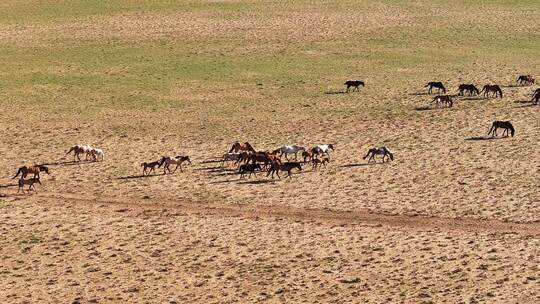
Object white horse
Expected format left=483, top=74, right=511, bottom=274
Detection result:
left=363, top=147, right=394, bottom=163
left=311, top=144, right=335, bottom=159
left=92, top=148, right=105, bottom=161
left=277, top=145, right=306, bottom=160
left=221, top=152, right=240, bottom=168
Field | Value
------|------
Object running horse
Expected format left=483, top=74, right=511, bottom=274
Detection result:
left=425, top=82, right=446, bottom=94
left=275, top=145, right=306, bottom=160
left=363, top=147, right=394, bottom=163
left=488, top=121, right=515, bottom=137
left=228, top=142, right=256, bottom=153
left=13, top=165, right=50, bottom=180
left=457, top=84, right=480, bottom=96
left=345, top=80, right=365, bottom=92
left=480, top=84, right=503, bottom=98
left=311, top=144, right=335, bottom=159
left=267, top=162, right=302, bottom=179
left=517, top=75, right=535, bottom=86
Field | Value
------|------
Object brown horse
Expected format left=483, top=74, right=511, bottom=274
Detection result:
left=517, top=75, right=535, bottom=85
left=531, top=88, right=540, bottom=104
left=229, top=142, right=255, bottom=153
left=13, top=165, right=49, bottom=180
left=141, top=161, right=160, bottom=175
left=480, top=85, right=503, bottom=98
left=18, top=177, right=41, bottom=194
left=312, top=156, right=329, bottom=170
left=248, top=152, right=280, bottom=169
left=66, top=145, right=86, bottom=162
left=488, top=121, right=515, bottom=137
left=267, top=162, right=302, bottom=179
left=457, top=84, right=480, bottom=96
left=159, top=156, right=192, bottom=173
left=425, top=82, right=446, bottom=94
left=432, top=95, right=453, bottom=107
left=301, top=150, right=313, bottom=163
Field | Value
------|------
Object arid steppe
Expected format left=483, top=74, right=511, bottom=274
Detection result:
left=1, top=1, right=540, bottom=303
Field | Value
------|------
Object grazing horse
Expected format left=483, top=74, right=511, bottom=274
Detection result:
left=13, top=165, right=50, bottom=180
left=238, top=163, right=261, bottom=179
left=159, top=156, right=192, bottom=173
left=276, top=145, right=306, bottom=160
left=425, top=82, right=446, bottom=94
left=517, top=75, right=535, bottom=85
left=531, top=88, right=540, bottom=104
left=312, top=156, right=329, bottom=170
left=363, top=147, right=394, bottom=163
left=458, top=84, right=480, bottom=96
left=432, top=95, right=453, bottom=107
left=480, top=85, right=503, bottom=98
left=345, top=80, right=364, bottom=92
left=18, top=177, right=41, bottom=194
left=87, top=147, right=105, bottom=162
left=488, top=121, right=515, bottom=137
left=141, top=161, right=160, bottom=175
left=229, top=142, right=255, bottom=153
left=311, top=144, right=335, bottom=159
left=267, top=162, right=302, bottom=179
left=66, top=145, right=87, bottom=162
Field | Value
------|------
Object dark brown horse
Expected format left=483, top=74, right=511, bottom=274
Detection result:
left=267, top=162, right=302, bottom=179
left=229, top=142, right=255, bottom=153
left=425, top=82, right=446, bottom=94
left=238, top=163, right=261, bottom=179
left=488, top=121, right=515, bottom=137
left=248, top=152, right=280, bottom=169
left=480, top=84, right=503, bottom=98
left=517, top=75, right=535, bottom=85
left=345, top=80, right=364, bottom=92
left=18, top=177, right=41, bottom=194
left=457, top=84, right=479, bottom=96
left=13, top=165, right=49, bottom=180
left=141, top=161, right=160, bottom=175
left=531, top=88, right=540, bottom=104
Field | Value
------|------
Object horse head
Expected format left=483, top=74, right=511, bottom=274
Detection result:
left=328, top=144, right=335, bottom=151
left=40, top=165, right=50, bottom=175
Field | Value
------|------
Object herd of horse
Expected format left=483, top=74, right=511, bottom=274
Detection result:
left=11, top=75, right=534, bottom=192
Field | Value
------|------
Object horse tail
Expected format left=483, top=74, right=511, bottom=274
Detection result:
left=388, top=151, right=394, bottom=161
left=479, top=86, right=485, bottom=94
left=13, top=167, right=22, bottom=179
left=441, top=84, right=446, bottom=93
left=363, top=150, right=371, bottom=160
left=487, top=124, right=495, bottom=136
left=66, top=147, right=74, bottom=155
left=498, top=88, right=503, bottom=98
left=509, top=124, right=515, bottom=137
left=424, top=83, right=430, bottom=87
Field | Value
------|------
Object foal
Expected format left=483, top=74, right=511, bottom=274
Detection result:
left=432, top=95, right=453, bottom=107
left=141, top=161, right=160, bottom=175
left=312, top=156, right=329, bottom=170
left=488, top=121, right=515, bottom=137
left=345, top=80, right=364, bottom=92
left=18, top=177, right=41, bottom=194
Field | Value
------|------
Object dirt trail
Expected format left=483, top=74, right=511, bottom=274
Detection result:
left=14, top=193, right=540, bottom=236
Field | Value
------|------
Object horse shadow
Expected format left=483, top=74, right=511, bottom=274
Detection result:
left=44, top=160, right=94, bottom=167
left=200, top=159, right=222, bottom=164
left=237, top=179, right=275, bottom=185
left=514, top=103, right=537, bottom=109
left=461, top=96, right=485, bottom=101
left=414, top=106, right=440, bottom=111
left=324, top=91, right=347, bottom=95
left=339, top=163, right=372, bottom=168
left=501, top=84, right=522, bottom=88
left=464, top=136, right=501, bottom=141
left=117, top=173, right=166, bottom=180
left=409, top=92, right=431, bottom=96
left=0, top=183, right=17, bottom=188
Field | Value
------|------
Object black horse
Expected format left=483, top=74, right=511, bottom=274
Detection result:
left=239, top=163, right=261, bottom=179
left=458, top=84, right=480, bottom=96
left=425, top=82, right=446, bottom=94
left=531, top=88, right=540, bottom=104
left=488, top=121, right=515, bottom=137
left=345, top=80, right=364, bottom=92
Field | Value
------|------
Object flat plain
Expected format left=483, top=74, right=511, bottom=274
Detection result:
left=1, top=1, right=540, bottom=303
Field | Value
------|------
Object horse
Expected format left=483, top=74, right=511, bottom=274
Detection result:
left=517, top=75, right=535, bottom=85
left=432, top=95, right=453, bottom=107
left=531, top=88, right=540, bottom=104
left=363, top=147, right=394, bottom=163
left=345, top=80, right=364, bottom=92
left=141, top=161, right=160, bottom=175
left=301, top=150, right=313, bottom=163
left=159, top=156, right=192, bottom=173
left=267, top=162, right=302, bottom=179
left=480, top=85, right=503, bottom=98
left=87, top=147, right=105, bottom=162
left=458, top=84, right=480, bottom=96
left=13, top=165, right=50, bottom=180
left=238, top=163, right=261, bottom=179
left=248, top=152, right=280, bottom=169
left=488, top=121, right=515, bottom=137
left=276, top=145, right=306, bottom=160
left=425, top=82, right=446, bottom=94
left=234, top=151, right=252, bottom=165
left=66, top=145, right=87, bottom=162
left=229, top=142, right=255, bottom=153
left=221, top=152, right=241, bottom=168
left=312, top=156, right=329, bottom=170
left=18, top=177, right=41, bottom=194
left=311, top=144, right=335, bottom=159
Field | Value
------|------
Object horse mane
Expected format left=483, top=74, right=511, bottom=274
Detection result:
left=244, top=142, right=255, bottom=152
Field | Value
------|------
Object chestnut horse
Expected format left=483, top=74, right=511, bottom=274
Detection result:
left=229, top=142, right=255, bottom=153
left=517, top=75, right=535, bottom=85
left=13, top=165, right=50, bottom=180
